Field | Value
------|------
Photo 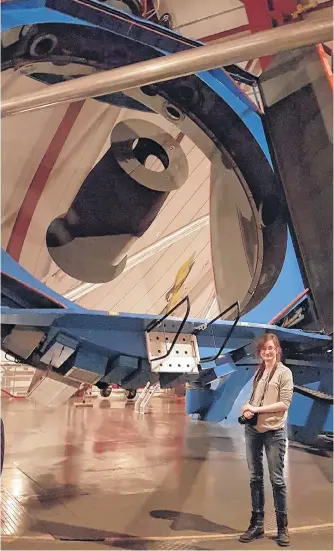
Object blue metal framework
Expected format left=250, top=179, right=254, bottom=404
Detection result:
left=1, top=249, right=332, bottom=447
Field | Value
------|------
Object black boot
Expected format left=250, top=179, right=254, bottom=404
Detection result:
left=239, top=512, right=264, bottom=543
left=276, top=512, right=290, bottom=546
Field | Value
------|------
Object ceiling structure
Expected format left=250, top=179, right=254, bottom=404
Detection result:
left=1, top=0, right=332, bottom=319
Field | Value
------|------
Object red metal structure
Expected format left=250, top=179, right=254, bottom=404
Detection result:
left=241, top=0, right=333, bottom=67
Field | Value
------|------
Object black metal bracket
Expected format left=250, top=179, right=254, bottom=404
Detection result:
left=197, top=301, right=241, bottom=364
left=145, top=295, right=191, bottom=362
left=230, top=341, right=253, bottom=364
left=193, top=301, right=240, bottom=335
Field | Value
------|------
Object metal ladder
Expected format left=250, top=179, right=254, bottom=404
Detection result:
left=134, top=382, right=160, bottom=414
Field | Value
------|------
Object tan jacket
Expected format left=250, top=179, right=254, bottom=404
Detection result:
left=250, top=362, right=293, bottom=433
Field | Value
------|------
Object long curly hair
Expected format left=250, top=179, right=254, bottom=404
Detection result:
left=253, top=333, right=282, bottom=387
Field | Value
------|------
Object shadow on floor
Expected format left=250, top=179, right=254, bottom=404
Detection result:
left=288, top=442, right=333, bottom=483
left=150, top=510, right=238, bottom=534
left=29, top=519, right=145, bottom=544
left=288, top=441, right=332, bottom=458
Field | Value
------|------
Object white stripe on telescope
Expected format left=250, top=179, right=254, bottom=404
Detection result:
left=64, top=214, right=209, bottom=302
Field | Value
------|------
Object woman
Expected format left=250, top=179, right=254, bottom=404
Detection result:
left=239, top=333, right=293, bottom=547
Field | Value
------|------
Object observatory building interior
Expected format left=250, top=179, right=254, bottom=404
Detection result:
left=0, top=1, right=333, bottom=550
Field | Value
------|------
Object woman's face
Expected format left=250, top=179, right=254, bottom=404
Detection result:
left=260, top=339, right=278, bottom=364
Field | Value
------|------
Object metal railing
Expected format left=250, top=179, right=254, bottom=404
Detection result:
left=194, top=301, right=241, bottom=364
left=1, top=17, right=332, bottom=117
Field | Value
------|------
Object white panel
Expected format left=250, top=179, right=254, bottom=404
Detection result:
left=1, top=72, right=67, bottom=247
left=147, top=331, right=200, bottom=373
left=49, top=383, right=79, bottom=407
left=41, top=343, right=75, bottom=368
left=27, top=375, right=78, bottom=406
left=65, top=366, right=100, bottom=384
left=21, top=100, right=121, bottom=280
left=3, top=328, right=44, bottom=359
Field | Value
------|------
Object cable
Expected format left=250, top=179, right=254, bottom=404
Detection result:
left=146, top=0, right=160, bottom=20
left=141, top=0, right=147, bottom=17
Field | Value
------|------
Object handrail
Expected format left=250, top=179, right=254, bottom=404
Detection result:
left=199, top=301, right=241, bottom=363
left=2, top=17, right=332, bottom=117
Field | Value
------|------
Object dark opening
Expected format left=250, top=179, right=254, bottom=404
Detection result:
left=260, top=195, right=280, bottom=227
left=132, top=137, right=169, bottom=172
left=30, top=35, right=57, bottom=57
left=178, top=85, right=195, bottom=103
left=165, top=104, right=182, bottom=121
left=1, top=273, right=65, bottom=310
left=140, top=85, right=158, bottom=97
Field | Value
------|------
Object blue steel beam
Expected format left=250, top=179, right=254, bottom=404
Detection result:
left=1, top=249, right=332, bottom=445
left=1, top=251, right=331, bottom=374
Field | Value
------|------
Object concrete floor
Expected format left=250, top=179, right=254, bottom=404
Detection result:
left=1, top=393, right=333, bottom=549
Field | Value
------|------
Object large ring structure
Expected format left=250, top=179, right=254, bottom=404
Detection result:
left=1, top=0, right=288, bottom=316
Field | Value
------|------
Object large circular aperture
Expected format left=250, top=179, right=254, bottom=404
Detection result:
left=1, top=22, right=287, bottom=313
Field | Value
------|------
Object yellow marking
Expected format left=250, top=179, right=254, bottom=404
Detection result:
left=164, top=254, right=195, bottom=313
left=2, top=522, right=332, bottom=543
left=291, top=2, right=319, bottom=19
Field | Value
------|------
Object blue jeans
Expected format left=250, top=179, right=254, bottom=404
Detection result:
left=245, top=425, right=287, bottom=514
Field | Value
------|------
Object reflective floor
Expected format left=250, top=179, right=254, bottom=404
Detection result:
left=1, top=393, right=333, bottom=549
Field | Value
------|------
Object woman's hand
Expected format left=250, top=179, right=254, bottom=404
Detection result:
left=241, top=402, right=250, bottom=414
left=243, top=410, right=254, bottom=419
left=246, top=404, right=259, bottom=414
left=241, top=403, right=256, bottom=419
